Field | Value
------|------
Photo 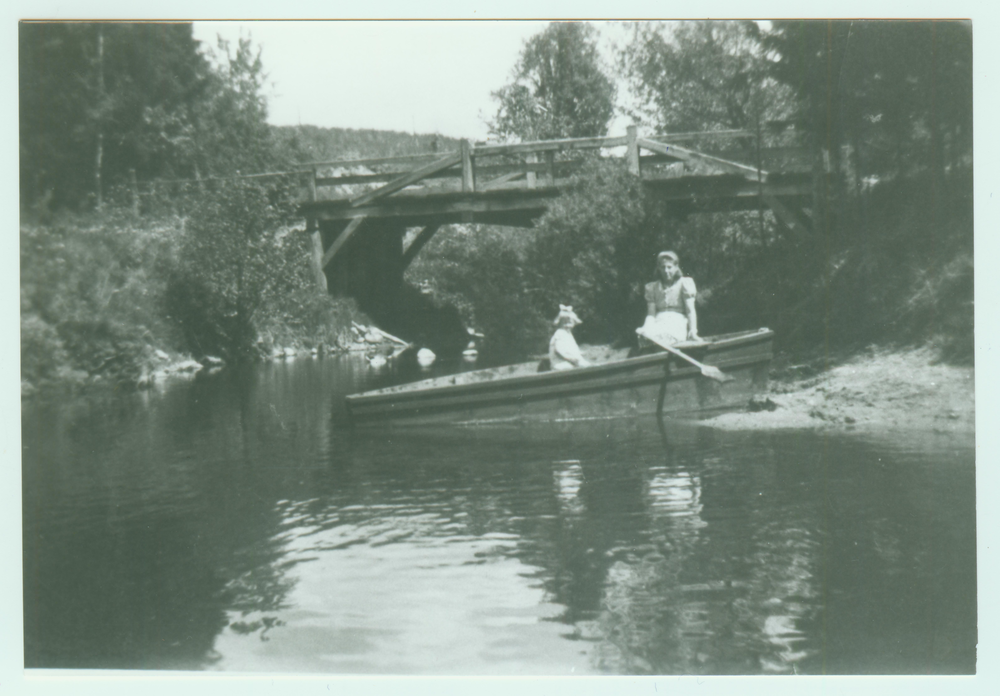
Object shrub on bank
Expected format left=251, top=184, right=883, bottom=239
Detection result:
left=164, top=180, right=306, bottom=361
left=20, top=183, right=362, bottom=394
left=405, top=224, right=549, bottom=359
left=20, top=212, right=186, bottom=390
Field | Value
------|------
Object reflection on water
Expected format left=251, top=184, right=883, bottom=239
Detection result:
left=22, top=355, right=976, bottom=674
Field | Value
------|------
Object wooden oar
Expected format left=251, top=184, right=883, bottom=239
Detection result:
left=352, top=321, right=410, bottom=347
left=637, top=329, right=733, bottom=383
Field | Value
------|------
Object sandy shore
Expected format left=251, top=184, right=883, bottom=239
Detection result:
left=705, top=346, right=975, bottom=435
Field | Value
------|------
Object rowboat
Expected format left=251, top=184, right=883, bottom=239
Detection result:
left=346, top=328, right=774, bottom=426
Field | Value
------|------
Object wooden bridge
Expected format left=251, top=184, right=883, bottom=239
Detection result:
left=297, top=125, right=815, bottom=321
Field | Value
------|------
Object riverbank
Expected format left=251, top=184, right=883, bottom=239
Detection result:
left=706, top=346, right=975, bottom=435
left=19, top=319, right=412, bottom=398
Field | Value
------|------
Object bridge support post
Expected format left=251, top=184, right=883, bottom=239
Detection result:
left=461, top=140, right=475, bottom=192
left=308, top=220, right=328, bottom=292
left=626, top=125, right=641, bottom=176
left=306, top=168, right=328, bottom=291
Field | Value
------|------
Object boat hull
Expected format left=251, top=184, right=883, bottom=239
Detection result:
left=346, top=329, right=773, bottom=426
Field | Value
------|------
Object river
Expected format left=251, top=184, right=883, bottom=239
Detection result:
left=21, top=354, right=977, bottom=675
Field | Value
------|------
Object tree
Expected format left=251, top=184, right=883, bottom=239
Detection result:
left=617, top=21, right=796, bottom=137
left=762, top=20, right=972, bottom=190
left=19, top=23, right=280, bottom=211
left=405, top=225, right=546, bottom=359
left=166, top=179, right=307, bottom=360
left=19, top=22, right=212, bottom=209
left=488, top=22, right=617, bottom=141
left=189, top=35, right=278, bottom=177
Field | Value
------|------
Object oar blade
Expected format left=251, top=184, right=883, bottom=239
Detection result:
left=638, top=328, right=734, bottom=382
left=701, top=365, right=734, bottom=383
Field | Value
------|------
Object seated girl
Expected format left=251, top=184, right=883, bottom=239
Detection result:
left=549, top=304, right=590, bottom=371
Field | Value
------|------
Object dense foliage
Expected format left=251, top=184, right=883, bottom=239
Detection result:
left=21, top=211, right=187, bottom=388
left=274, top=125, right=463, bottom=161
left=618, top=21, right=796, bottom=136
left=19, top=24, right=365, bottom=392
left=20, top=192, right=361, bottom=392
left=19, top=23, right=284, bottom=212
left=166, top=179, right=309, bottom=361
left=404, top=225, right=545, bottom=358
left=764, top=20, right=971, bottom=188
left=760, top=20, right=973, bottom=358
left=524, top=160, right=662, bottom=344
left=21, top=23, right=202, bottom=209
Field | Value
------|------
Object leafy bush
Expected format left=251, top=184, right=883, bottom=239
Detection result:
left=165, top=178, right=328, bottom=360
left=256, top=291, right=363, bottom=353
left=406, top=224, right=546, bottom=358
left=20, top=179, right=357, bottom=392
left=20, top=313, right=73, bottom=385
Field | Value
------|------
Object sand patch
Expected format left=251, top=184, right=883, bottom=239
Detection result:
left=707, top=347, right=974, bottom=434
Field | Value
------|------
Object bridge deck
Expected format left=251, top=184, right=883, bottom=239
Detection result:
left=301, top=169, right=812, bottom=228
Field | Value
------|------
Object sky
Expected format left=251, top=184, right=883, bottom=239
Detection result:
left=192, top=20, right=571, bottom=141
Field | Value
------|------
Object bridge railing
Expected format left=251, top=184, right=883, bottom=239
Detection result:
left=299, top=125, right=809, bottom=209
left=122, top=125, right=808, bottom=216
left=301, top=132, right=630, bottom=208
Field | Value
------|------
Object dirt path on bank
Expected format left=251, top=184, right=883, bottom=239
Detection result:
left=706, top=347, right=975, bottom=435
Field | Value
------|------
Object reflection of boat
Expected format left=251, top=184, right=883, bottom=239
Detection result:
left=346, top=329, right=773, bottom=426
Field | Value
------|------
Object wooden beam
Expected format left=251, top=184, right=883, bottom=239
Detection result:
left=478, top=171, right=523, bottom=191
left=637, top=137, right=768, bottom=182
left=306, top=168, right=327, bottom=290
left=301, top=151, right=450, bottom=171
left=461, top=140, right=475, bottom=192
left=310, top=227, right=328, bottom=290
left=762, top=194, right=805, bottom=234
left=318, top=171, right=419, bottom=187
left=312, top=196, right=552, bottom=224
left=474, top=135, right=628, bottom=157
left=350, top=153, right=461, bottom=208
left=792, top=207, right=815, bottom=235
left=318, top=168, right=458, bottom=187
left=402, top=225, right=441, bottom=268
left=626, top=125, right=640, bottom=176
left=652, top=129, right=752, bottom=141
left=477, top=159, right=573, bottom=179
left=300, top=173, right=812, bottom=224
left=316, top=158, right=572, bottom=188
left=322, top=216, right=366, bottom=269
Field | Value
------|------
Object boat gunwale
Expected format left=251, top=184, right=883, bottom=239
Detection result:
left=347, top=328, right=773, bottom=406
